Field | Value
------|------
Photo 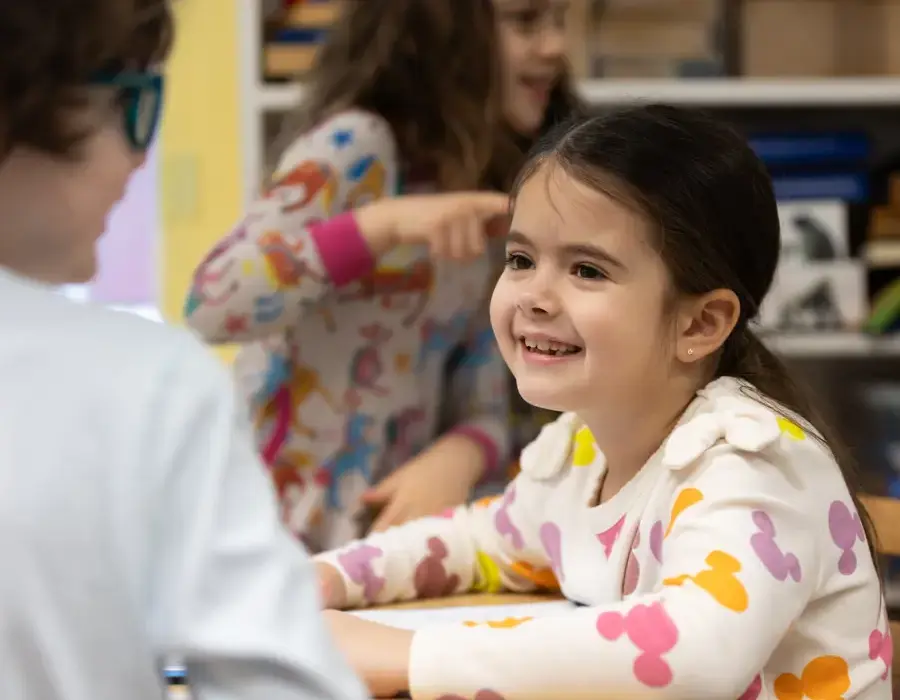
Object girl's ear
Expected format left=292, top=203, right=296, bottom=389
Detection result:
left=674, top=288, right=741, bottom=364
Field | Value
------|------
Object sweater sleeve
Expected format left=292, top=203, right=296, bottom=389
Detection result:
left=407, top=450, right=826, bottom=699
left=184, top=109, right=399, bottom=343
left=442, top=307, right=512, bottom=481
left=312, top=417, right=580, bottom=607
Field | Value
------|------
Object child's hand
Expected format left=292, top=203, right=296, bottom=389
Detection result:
left=361, top=434, right=486, bottom=533
left=323, top=610, right=413, bottom=698
left=316, top=562, right=348, bottom=609
left=355, top=191, right=509, bottom=262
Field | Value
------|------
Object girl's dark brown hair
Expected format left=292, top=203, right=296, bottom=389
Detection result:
left=0, top=0, right=173, bottom=158
left=275, top=0, right=583, bottom=192
left=514, top=104, right=880, bottom=569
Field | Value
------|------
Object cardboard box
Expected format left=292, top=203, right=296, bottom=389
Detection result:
left=741, top=0, right=900, bottom=76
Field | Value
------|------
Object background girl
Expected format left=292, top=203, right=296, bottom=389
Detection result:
left=314, top=105, right=887, bottom=699
left=185, top=0, right=581, bottom=551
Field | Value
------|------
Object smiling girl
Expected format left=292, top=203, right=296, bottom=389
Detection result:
left=185, top=0, right=582, bottom=551
left=314, top=106, right=889, bottom=699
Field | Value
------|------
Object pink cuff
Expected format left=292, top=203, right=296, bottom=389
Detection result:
left=449, top=425, right=501, bottom=480
left=309, top=212, right=376, bottom=287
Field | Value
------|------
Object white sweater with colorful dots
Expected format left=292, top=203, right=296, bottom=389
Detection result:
left=316, top=377, right=890, bottom=699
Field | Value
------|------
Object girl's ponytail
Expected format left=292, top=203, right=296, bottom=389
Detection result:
left=720, top=326, right=880, bottom=572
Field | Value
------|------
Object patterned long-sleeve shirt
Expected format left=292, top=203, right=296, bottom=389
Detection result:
left=184, top=110, right=510, bottom=552
left=316, top=376, right=890, bottom=699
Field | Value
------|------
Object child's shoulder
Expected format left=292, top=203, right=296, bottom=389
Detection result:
left=0, top=273, right=228, bottom=406
left=516, top=411, right=585, bottom=480
left=661, top=377, right=843, bottom=496
left=279, top=108, right=397, bottom=160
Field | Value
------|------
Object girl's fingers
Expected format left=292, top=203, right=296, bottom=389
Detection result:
left=466, top=216, right=485, bottom=259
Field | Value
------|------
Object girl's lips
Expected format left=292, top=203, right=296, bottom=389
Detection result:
left=519, top=77, right=553, bottom=103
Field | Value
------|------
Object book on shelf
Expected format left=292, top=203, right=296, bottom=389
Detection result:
left=749, top=130, right=871, bottom=335
left=577, top=0, right=728, bottom=78
left=263, top=1, right=340, bottom=80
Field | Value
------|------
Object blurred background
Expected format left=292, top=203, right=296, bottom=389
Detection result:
left=80, top=0, right=900, bottom=595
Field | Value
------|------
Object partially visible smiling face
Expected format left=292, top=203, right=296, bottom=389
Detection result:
left=490, top=159, right=676, bottom=417
left=493, top=0, right=568, bottom=136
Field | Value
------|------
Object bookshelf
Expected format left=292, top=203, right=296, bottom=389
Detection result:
left=235, top=0, right=900, bottom=361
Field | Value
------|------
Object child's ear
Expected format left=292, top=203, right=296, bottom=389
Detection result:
left=675, top=289, right=740, bottom=364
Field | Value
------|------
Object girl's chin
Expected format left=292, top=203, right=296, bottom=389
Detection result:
left=504, top=109, right=544, bottom=139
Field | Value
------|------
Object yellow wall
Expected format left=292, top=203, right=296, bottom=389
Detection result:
left=158, top=0, right=241, bottom=361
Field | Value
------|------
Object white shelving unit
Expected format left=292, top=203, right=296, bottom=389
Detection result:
left=238, top=74, right=900, bottom=208
left=763, top=332, right=900, bottom=359
left=236, top=0, right=900, bottom=360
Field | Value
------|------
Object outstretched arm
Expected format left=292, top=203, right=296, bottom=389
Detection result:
left=184, top=110, right=399, bottom=342
left=314, top=416, right=580, bottom=607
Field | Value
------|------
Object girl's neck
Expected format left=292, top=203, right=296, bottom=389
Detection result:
left=581, top=375, right=703, bottom=499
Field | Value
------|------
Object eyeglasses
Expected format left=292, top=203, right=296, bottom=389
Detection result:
left=89, top=71, right=164, bottom=152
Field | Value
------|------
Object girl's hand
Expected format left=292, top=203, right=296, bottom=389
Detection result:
left=355, top=192, right=509, bottom=262
left=324, top=609, right=413, bottom=698
left=316, top=562, right=348, bottom=609
left=362, top=434, right=486, bottom=533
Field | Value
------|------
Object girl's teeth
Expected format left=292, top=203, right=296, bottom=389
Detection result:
left=522, top=338, right=580, bottom=355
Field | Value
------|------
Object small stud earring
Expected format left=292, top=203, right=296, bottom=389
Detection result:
left=687, top=348, right=694, bottom=356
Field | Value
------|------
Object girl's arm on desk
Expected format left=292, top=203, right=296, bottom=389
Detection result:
left=313, top=416, right=575, bottom=609
left=314, top=477, right=551, bottom=609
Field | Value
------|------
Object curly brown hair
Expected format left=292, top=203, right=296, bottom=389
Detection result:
left=275, top=0, right=583, bottom=192
left=0, top=0, right=174, bottom=159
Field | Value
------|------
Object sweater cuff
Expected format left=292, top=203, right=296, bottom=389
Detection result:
left=309, top=212, right=376, bottom=287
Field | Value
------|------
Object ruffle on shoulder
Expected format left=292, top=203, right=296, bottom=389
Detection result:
left=517, top=412, right=583, bottom=480
left=662, top=379, right=805, bottom=470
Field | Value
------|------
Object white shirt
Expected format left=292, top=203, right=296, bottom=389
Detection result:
left=318, top=377, right=890, bottom=699
left=0, top=267, right=367, bottom=700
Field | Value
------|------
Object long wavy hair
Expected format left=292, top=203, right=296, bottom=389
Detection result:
left=273, top=0, right=583, bottom=192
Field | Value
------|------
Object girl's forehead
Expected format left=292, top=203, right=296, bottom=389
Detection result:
left=512, top=164, right=657, bottom=254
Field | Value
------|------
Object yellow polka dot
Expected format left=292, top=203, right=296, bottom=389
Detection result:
left=777, top=416, right=805, bottom=441
left=572, top=427, right=597, bottom=467
left=473, top=551, right=503, bottom=593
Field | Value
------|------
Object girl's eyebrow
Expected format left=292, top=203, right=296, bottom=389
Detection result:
left=507, top=230, right=625, bottom=270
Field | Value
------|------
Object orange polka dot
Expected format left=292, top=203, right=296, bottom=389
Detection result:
left=664, top=550, right=748, bottom=613
left=511, top=560, right=560, bottom=591
left=664, top=487, right=704, bottom=538
left=774, top=655, right=851, bottom=700
left=463, top=616, right=533, bottom=628
left=394, top=353, right=411, bottom=373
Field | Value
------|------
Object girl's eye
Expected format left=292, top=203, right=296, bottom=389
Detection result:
left=505, top=252, right=533, bottom=271
left=507, top=10, right=541, bottom=30
left=574, top=263, right=605, bottom=280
